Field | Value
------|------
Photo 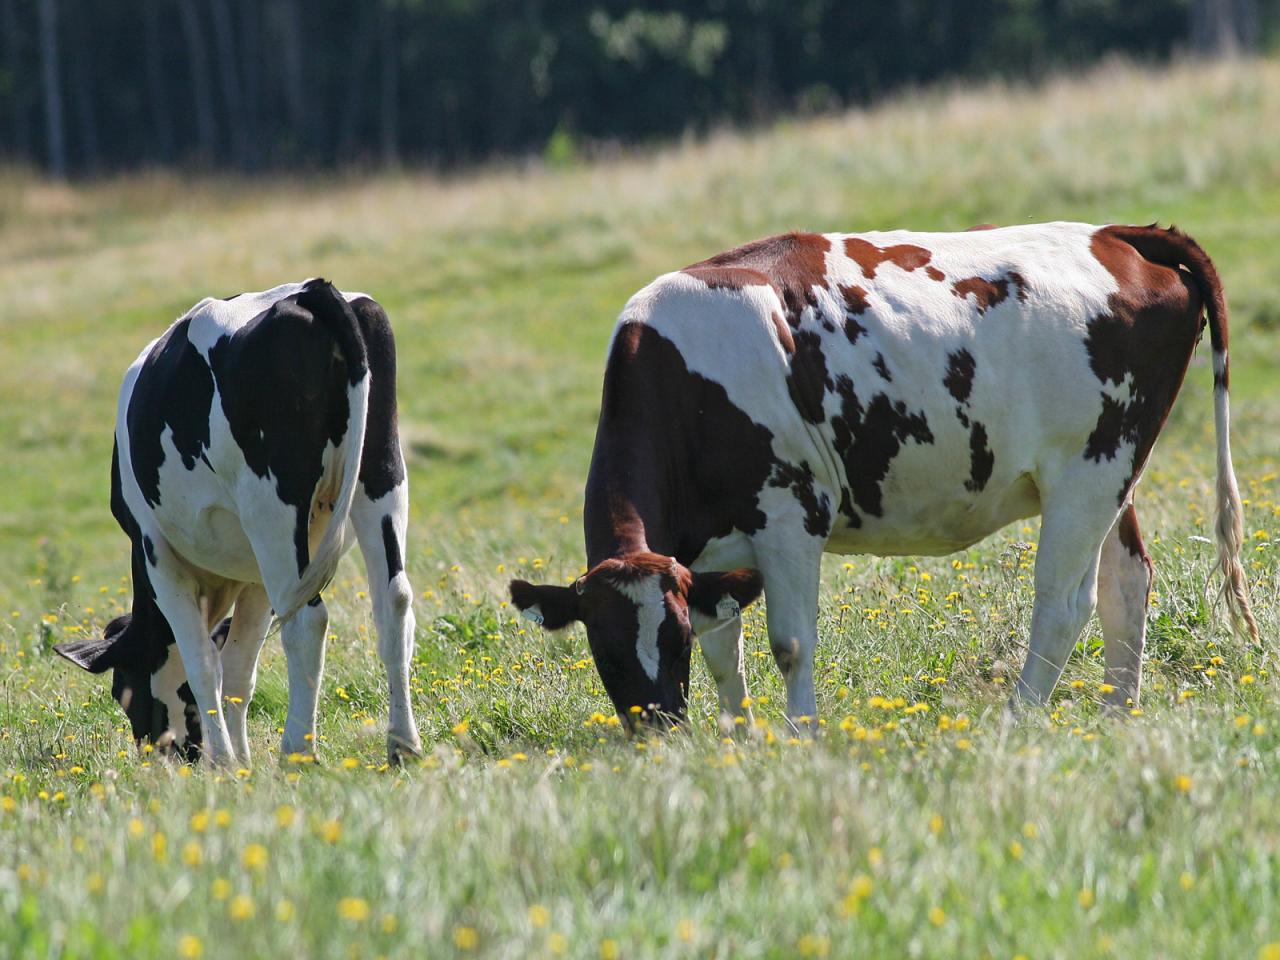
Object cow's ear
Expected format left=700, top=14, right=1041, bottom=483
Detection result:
left=54, top=615, right=132, bottom=673
left=508, top=580, right=582, bottom=630
left=687, top=568, right=764, bottom=620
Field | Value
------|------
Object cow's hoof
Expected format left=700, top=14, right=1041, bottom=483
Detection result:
left=387, top=734, right=423, bottom=766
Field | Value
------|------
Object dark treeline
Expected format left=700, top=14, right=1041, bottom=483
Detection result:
left=1, top=0, right=1275, bottom=177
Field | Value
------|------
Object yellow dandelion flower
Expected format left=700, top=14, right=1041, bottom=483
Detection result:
left=453, top=926, right=479, bottom=951
left=318, top=819, right=342, bottom=844
left=928, top=906, right=946, bottom=926
left=276, top=900, right=295, bottom=923
left=1258, top=944, right=1280, bottom=960
left=928, top=814, right=943, bottom=836
left=229, top=894, right=254, bottom=921
left=1174, top=775, right=1193, bottom=794
left=599, top=939, right=620, bottom=960
left=177, top=935, right=203, bottom=959
left=211, top=878, right=231, bottom=901
left=1078, top=888, right=1095, bottom=909
left=528, top=905, right=550, bottom=928
left=182, top=841, right=202, bottom=866
left=242, top=843, right=268, bottom=871
left=338, top=897, right=370, bottom=922
left=1179, top=872, right=1195, bottom=891
left=190, top=810, right=210, bottom=833
left=275, top=804, right=295, bottom=828
left=381, top=914, right=398, bottom=934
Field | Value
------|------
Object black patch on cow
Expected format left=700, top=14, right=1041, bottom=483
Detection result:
left=351, top=297, right=407, bottom=501
left=770, top=461, right=832, bottom=537
left=585, top=324, right=776, bottom=565
left=943, top=349, right=976, bottom=403
left=307, top=594, right=324, bottom=607
left=786, top=330, right=831, bottom=425
left=839, top=284, right=869, bottom=345
left=127, top=317, right=215, bottom=508
left=965, top=422, right=995, bottom=492
left=175, top=682, right=202, bottom=761
left=943, top=349, right=995, bottom=493
left=381, top=514, right=403, bottom=582
left=142, top=535, right=157, bottom=567
left=830, top=375, right=934, bottom=523
left=873, top=353, right=892, bottom=382
left=206, top=281, right=362, bottom=575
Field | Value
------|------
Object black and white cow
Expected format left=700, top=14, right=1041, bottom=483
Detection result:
left=511, top=223, right=1258, bottom=730
left=56, top=279, right=421, bottom=766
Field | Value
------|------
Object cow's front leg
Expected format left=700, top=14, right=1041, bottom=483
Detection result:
left=147, top=555, right=236, bottom=766
left=697, top=616, right=753, bottom=734
left=219, top=585, right=274, bottom=766
left=757, top=545, right=822, bottom=732
left=280, top=598, right=329, bottom=759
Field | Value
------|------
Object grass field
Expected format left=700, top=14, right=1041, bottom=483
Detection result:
left=2, top=58, right=1280, bottom=959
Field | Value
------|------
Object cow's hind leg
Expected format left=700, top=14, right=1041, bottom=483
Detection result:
left=240, top=501, right=334, bottom=760
left=351, top=484, right=422, bottom=764
left=219, top=585, right=274, bottom=765
left=1014, top=481, right=1122, bottom=708
left=1097, top=504, right=1153, bottom=710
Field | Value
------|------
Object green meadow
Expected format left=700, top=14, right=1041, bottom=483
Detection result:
left=1, top=59, right=1279, bottom=959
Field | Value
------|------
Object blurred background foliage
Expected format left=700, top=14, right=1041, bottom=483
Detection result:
left=2, top=0, right=1277, bottom=177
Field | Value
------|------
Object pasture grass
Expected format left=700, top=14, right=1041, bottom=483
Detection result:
left=1, top=58, right=1280, bottom=958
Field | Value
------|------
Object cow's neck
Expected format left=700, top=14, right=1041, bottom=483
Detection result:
left=583, top=432, right=680, bottom=568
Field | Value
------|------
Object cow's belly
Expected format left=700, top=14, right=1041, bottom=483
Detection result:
left=152, top=498, right=261, bottom=583
left=824, top=471, right=1041, bottom=557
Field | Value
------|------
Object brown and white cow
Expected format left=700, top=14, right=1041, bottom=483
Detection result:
left=511, top=222, right=1258, bottom=730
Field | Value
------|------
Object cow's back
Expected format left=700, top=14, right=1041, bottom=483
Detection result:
left=619, top=222, right=1194, bottom=558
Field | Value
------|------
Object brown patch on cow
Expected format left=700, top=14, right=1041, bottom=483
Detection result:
left=1115, top=503, right=1150, bottom=563
left=685, top=232, right=832, bottom=328
left=965, top=223, right=998, bottom=231
left=1084, top=227, right=1204, bottom=499
left=951, top=272, right=1027, bottom=313
left=588, top=552, right=690, bottom=590
left=843, top=238, right=934, bottom=279
left=770, top=311, right=795, bottom=354
left=839, top=284, right=870, bottom=345
left=925, top=266, right=945, bottom=281
left=951, top=276, right=1010, bottom=314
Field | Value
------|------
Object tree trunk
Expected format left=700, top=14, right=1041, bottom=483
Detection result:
left=379, top=0, right=399, bottom=166
left=208, top=0, right=250, bottom=169
left=68, top=7, right=99, bottom=172
left=239, top=0, right=262, bottom=166
left=2, top=0, right=31, bottom=161
left=143, top=0, right=176, bottom=162
left=1189, top=0, right=1258, bottom=56
left=37, top=0, right=66, bottom=175
left=177, top=0, right=217, bottom=161
left=337, top=7, right=377, bottom=162
left=272, top=0, right=308, bottom=159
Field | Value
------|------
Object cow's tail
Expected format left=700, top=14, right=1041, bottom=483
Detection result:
left=275, top=278, right=371, bottom=623
left=1107, top=224, right=1258, bottom=643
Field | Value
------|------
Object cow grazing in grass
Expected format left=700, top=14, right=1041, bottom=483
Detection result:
left=511, top=223, right=1258, bottom=730
left=55, top=279, right=421, bottom=766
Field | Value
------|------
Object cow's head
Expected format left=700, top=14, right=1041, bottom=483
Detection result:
left=54, top=615, right=221, bottom=762
left=510, top=552, right=763, bottom=727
